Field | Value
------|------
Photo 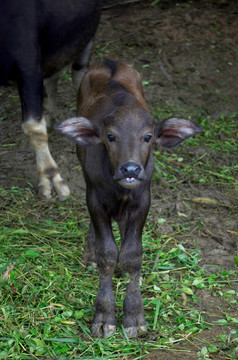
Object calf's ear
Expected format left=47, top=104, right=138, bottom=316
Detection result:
left=156, top=117, right=202, bottom=148
left=55, top=117, right=100, bottom=146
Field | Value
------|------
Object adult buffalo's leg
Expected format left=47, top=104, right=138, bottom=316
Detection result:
left=71, top=40, right=93, bottom=92
left=44, top=73, right=59, bottom=125
left=44, top=40, right=94, bottom=124
left=119, top=192, right=150, bottom=337
left=18, top=65, right=70, bottom=200
left=87, top=191, right=119, bottom=338
left=22, top=117, right=70, bottom=200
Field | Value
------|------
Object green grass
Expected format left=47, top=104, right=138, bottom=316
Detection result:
left=153, top=109, right=238, bottom=191
left=0, top=188, right=237, bottom=359
left=0, top=110, right=237, bottom=359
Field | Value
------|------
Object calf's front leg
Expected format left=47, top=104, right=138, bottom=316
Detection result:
left=119, top=231, right=147, bottom=338
left=88, top=201, right=119, bottom=338
left=119, top=197, right=150, bottom=337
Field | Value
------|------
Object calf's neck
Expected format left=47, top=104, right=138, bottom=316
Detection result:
left=56, top=60, right=202, bottom=338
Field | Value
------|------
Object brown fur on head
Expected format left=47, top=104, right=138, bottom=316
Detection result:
left=77, top=61, right=148, bottom=118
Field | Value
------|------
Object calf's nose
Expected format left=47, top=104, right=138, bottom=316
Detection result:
left=119, top=161, right=143, bottom=178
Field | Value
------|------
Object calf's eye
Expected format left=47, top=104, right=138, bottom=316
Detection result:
left=107, top=134, right=116, bottom=142
left=144, top=135, right=152, bottom=143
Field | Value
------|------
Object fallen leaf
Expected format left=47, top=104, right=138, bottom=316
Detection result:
left=2, top=264, right=14, bottom=279
left=192, top=197, right=217, bottom=205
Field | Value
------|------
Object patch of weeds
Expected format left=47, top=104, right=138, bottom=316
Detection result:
left=141, top=229, right=209, bottom=338
left=61, top=70, right=72, bottom=82
left=152, top=109, right=238, bottom=191
left=194, top=328, right=238, bottom=360
left=153, top=149, right=238, bottom=190
left=197, top=346, right=215, bottom=360
left=152, top=101, right=190, bottom=120
left=0, top=188, right=237, bottom=358
left=216, top=329, right=238, bottom=358
left=94, top=42, right=112, bottom=60
left=153, top=104, right=237, bottom=153
left=192, top=112, right=238, bottom=154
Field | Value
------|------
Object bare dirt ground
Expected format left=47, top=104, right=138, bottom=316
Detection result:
left=0, top=0, right=237, bottom=358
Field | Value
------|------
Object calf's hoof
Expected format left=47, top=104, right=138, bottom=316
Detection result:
left=87, top=261, right=97, bottom=269
left=124, top=324, right=147, bottom=338
left=91, top=323, right=116, bottom=338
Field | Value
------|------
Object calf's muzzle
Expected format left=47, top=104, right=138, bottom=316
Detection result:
left=120, top=161, right=143, bottom=177
left=113, top=161, right=146, bottom=189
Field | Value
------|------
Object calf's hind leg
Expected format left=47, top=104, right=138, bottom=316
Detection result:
left=83, top=221, right=97, bottom=267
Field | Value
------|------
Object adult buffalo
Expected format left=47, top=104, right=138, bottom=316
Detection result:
left=0, top=0, right=102, bottom=199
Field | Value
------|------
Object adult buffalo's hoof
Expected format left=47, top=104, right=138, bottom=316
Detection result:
left=124, top=324, right=147, bottom=338
left=39, top=173, right=70, bottom=201
left=91, top=323, right=116, bottom=338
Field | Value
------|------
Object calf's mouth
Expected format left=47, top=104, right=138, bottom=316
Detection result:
left=117, top=177, right=141, bottom=189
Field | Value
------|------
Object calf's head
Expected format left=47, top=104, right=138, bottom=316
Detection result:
left=56, top=108, right=202, bottom=189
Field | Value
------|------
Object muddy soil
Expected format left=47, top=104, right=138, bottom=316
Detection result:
left=0, top=1, right=237, bottom=358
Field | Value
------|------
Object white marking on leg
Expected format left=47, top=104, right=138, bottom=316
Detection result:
left=22, top=117, right=70, bottom=200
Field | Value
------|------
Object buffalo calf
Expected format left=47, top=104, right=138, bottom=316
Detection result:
left=56, top=60, right=202, bottom=337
